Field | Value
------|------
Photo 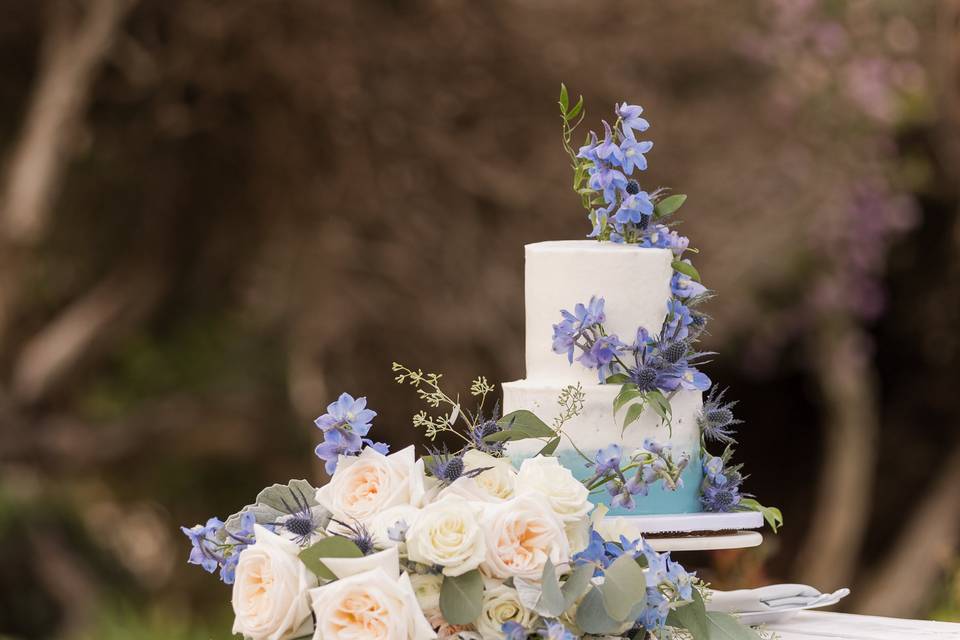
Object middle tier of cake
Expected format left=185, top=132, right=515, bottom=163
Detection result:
left=502, top=379, right=704, bottom=515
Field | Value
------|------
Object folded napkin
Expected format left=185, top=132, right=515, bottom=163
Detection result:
left=708, top=584, right=832, bottom=613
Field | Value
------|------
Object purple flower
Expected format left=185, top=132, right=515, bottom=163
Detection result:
left=660, top=362, right=712, bottom=392
left=595, top=120, right=624, bottom=167
left=640, top=224, right=672, bottom=248
left=576, top=130, right=599, bottom=162
left=539, top=621, right=577, bottom=640
left=619, top=137, right=653, bottom=174
left=315, top=392, right=377, bottom=444
left=572, top=529, right=609, bottom=570
left=663, top=299, right=693, bottom=340
left=577, top=334, right=625, bottom=381
left=181, top=517, right=225, bottom=575
left=616, top=102, right=650, bottom=134
left=614, top=191, right=654, bottom=225
left=671, top=269, right=708, bottom=299
left=588, top=165, right=628, bottom=204
left=502, top=622, right=529, bottom=640
left=594, top=443, right=623, bottom=475
left=667, top=230, right=690, bottom=257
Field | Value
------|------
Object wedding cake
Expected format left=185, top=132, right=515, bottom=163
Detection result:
left=503, top=241, right=703, bottom=515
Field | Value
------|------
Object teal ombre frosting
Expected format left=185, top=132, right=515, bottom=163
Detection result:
left=513, top=448, right=704, bottom=516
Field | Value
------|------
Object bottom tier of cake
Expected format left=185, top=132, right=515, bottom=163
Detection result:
left=502, top=379, right=704, bottom=515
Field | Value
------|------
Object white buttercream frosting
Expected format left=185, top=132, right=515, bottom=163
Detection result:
left=523, top=241, right=674, bottom=385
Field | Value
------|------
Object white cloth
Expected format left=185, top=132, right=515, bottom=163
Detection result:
left=708, top=584, right=847, bottom=613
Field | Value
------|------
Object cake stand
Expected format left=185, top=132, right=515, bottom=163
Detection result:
left=607, top=511, right=765, bottom=553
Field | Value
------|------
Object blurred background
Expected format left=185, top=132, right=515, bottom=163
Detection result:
left=0, top=0, right=959, bottom=637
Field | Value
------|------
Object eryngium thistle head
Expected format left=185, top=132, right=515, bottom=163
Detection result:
left=632, top=366, right=659, bottom=391
left=661, top=340, right=688, bottom=364
left=697, top=386, right=742, bottom=444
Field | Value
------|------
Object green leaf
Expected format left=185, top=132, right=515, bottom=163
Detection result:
left=666, top=589, right=709, bottom=640
left=298, top=536, right=363, bottom=580
left=599, top=554, right=647, bottom=621
left=705, top=611, right=763, bottom=640
left=575, top=587, right=624, bottom=635
left=606, top=373, right=631, bottom=384
left=567, top=95, right=584, bottom=120
left=739, top=499, right=784, bottom=533
left=672, top=260, right=702, bottom=283
left=538, top=436, right=561, bottom=456
left=623, top=402, right=646, bottom=429
left=646, top=390, right=673, bottom=417
left=655, top=194, right=687, bottom=217
left=489, top=410, right=556, bottom=442
left=538, top=558, right=566, bottom=617
left=562, top=564, right=595, bottom=610
left=439, top=570, right=484, bottom=625
left=614, top=384, right=643, bottom=414
left=559, top=83, right=569, bottom=112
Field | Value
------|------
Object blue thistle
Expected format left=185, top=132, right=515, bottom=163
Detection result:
left=426, top=446, right=490, bottom=486
left=470, top=400, right=505, bottom=455
left=331, top=519, right=377, bottom=555
left=270, top=487, right=324, bottom=547
left=698, top=386, right=742, bottom=445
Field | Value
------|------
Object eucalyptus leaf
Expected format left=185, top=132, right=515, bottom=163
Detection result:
left=666, top=589, right=708, bottom=640
left=671, top=260, right=702, bottom=283
left=223, top=479, right=327, bottom=539
left=623, top=402, right=646, bottom=429
left=705, top=612, right=763, bottom=640
left=440, top=570, right=484, bottom=625
left=562, top=564, right=595, bottom=610
left=599, top=555, right=647, bottom=621
left=655, top=194, right=687, bottom=217
left=489, top=410, right=556, bottom=442
left=575, top=587, right=625, bottom=635
left=298, top=536, right=363, bottom=580
left=538, top=558, right=566, bottom=617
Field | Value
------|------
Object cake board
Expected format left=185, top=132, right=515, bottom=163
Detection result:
left=607, top=511, right=765, bottom=552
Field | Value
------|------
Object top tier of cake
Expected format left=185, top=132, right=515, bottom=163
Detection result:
left=524, top=240, right=674, bottom=386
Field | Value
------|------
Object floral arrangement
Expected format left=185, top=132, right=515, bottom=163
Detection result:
left=554, top=87, right=782, bottom=526
left=183, top=368, right=765, bottom=640
left=181, top=89, right=775, bottom=640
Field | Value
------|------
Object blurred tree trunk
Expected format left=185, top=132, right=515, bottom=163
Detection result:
left=795, top=317, right=879, bottom=590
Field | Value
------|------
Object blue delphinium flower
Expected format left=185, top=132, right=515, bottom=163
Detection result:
left=619, top=136, right=653, bottom=174
left=663, top=299, right=694, bottom=340
left=577, top=334, right=625, bottom=381
left=572, top=528, right=609, bottom=572
left=314, top=392, right=376, bottom=448
left=615, top=102, right=650, bottom=133
left=614, top=191, right=654, bottom=226
left=667, top=229, right=690, bottom=257
left=539, top=621, right=577, bottom=639
left=639, top=223, right=672, bottom=249
left=502, top=621, right=529, bottom=640
left=659, top=360, right=712, bottom=392
left=698, top=386, right=742, bottom=445
left=181, top=512, right=256, bottom=584
left=314, top=393, right=388, bottom=474
left=576, top=130, right=599, bottom=162
left=671, top=268, right=708, bottom=299
left=588, top=164, right=628, bottom=204
left=595, top=120, right=624, bottom=167
left=594, top=443, right=623, bottom=475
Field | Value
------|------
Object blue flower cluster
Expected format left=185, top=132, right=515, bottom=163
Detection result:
left=502, top=620, right=577, bottom=640
left=314, top=392, right=389, bottom=474
left=552, top=296, right=712, bottom=392
left=700, top=451, right=749, bottom=513
left=180, top=511, right=255, bottom=584
left=572, top=531, right=696, bottom=633
left=587, top=440, right=690, bottom=510
left=576, top=103, right=695, bottom=251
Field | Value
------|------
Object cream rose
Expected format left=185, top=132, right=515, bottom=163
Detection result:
left=516, top=456, right=591, bottom=523
left=409, top=572, right=443, bottom=616
left=316, top=445, right=432, bottom=523
left=232, top=525, right=318, bottom=640
left=475, top=583, right=539, bottom=639
left=308, top=568, right=437, bottom=640
left=405, top=496, right=486, bottom=577
left=480, top=495, right=571, bottom=581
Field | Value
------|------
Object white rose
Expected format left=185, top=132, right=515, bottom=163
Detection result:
left=366, top=504, right=421, bottom=548
left=309, top=568, right=437, bottom=640
left=595, top=517, right=645, bottom=544
left=475, top=583, right=539, bottom=640
left=480, top=495, right=571, bottom=581
left=406, top=496, right=486, bottom=577
left=316, top=446, right=433, bottom=523
left=565, top=517, right=592, bottom=556
left=516, top=456, right=591, bottom=523
left=409, top=572, right=443, bottom=615
left=232, top=525, right=318, bottom=640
